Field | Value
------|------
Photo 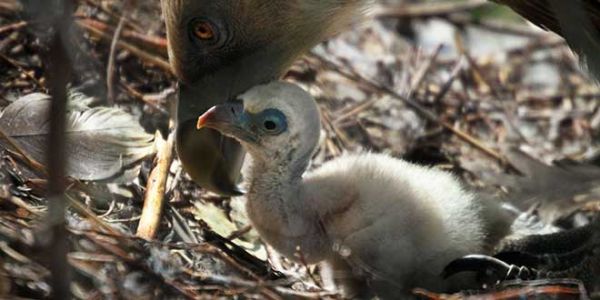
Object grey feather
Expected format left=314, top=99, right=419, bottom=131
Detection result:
left=0, top=92, right=155, bottom=182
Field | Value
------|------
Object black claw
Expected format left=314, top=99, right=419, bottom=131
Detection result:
left=443, top=254, right=543, bottom=283
left=441, top=254, right=511, bottom=279
left=505, top=265, right=534, bottom=280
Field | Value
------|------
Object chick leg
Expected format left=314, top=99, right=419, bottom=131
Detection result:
left=320, top=256, right=373, bottom=299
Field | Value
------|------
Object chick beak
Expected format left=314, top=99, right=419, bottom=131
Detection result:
left=197, top=102, right=256, bottom=143
left=196, top=106, right=220, bottom=129
left=197, top=102, right=241, bottom=129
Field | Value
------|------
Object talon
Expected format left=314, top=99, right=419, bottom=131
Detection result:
left=505, top=265, right=520, bottom=280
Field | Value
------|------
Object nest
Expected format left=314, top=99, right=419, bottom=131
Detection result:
left=0, top=0, right=598, bottom=299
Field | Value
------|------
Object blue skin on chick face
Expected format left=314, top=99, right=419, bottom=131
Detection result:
left=244, top=108, right=288, bottom=137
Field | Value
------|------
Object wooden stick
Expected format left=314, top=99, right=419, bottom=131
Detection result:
left=106, top=1, right=132, bottom=104
left=136, top=125, right=175, bottom=240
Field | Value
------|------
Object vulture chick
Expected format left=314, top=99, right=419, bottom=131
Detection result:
left=196, top=81, right=515, bottom=298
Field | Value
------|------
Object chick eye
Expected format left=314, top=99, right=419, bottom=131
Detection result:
left=193, top=21, right=216, bottom=40
left=263, top=120, right=277, bottom=131
left=259, top=109, right=287, bottom=135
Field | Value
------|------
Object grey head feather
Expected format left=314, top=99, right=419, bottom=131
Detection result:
left=239, top=81, right=321, bottom=173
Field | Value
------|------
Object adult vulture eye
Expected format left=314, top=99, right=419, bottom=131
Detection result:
left=189, top=18, right=226, bottom=47
left=193, top=21, right=215, bottom=40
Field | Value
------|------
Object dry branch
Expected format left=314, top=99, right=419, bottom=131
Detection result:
left=136, top=127, right=175, bottom=240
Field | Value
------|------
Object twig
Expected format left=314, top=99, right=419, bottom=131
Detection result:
left=4, top=195, right=43, bottom=217
left=0, top=20, right=27, bottom=35
left=82, top=231, right=200, bottom=299
left=77, top=19, right=172, bottom=74
left=80, top=0, right=143, bottom=33
left=65, top=194, right=121, bottom=237
left=432, top=55, right=464, bottom=104
left=0, top=129, right=47, bottom=174
left=295, top=247, right=322, bottom=289
left=183, top=269, right=288, bottom=300
left=106, top=1, right=134, bottom=104
left=409, top=45, right=444, bottom=96
left=0, top=0, right=21, bottom=14
left=77, top=18, right=167, bottom=55
left=319, top=109, right=344, bottom=155
left=191, top=243, right=265, bottom=281
left=454, top=32, right=531, bottom=145
left=121, top=83, right=170, bottom=116
left=0, top=53, right=44, bottom=88
left=226, top=225, right=253, bottom=241
left=136, top=125, right=175, bottom=240
left=333, top=45, right=442, bottom=124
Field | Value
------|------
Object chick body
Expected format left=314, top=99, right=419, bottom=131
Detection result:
left=199, top=81, right=515, bottom=297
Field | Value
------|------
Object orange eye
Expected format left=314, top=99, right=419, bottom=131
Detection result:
left=194, top=21, right=215, bottom=40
